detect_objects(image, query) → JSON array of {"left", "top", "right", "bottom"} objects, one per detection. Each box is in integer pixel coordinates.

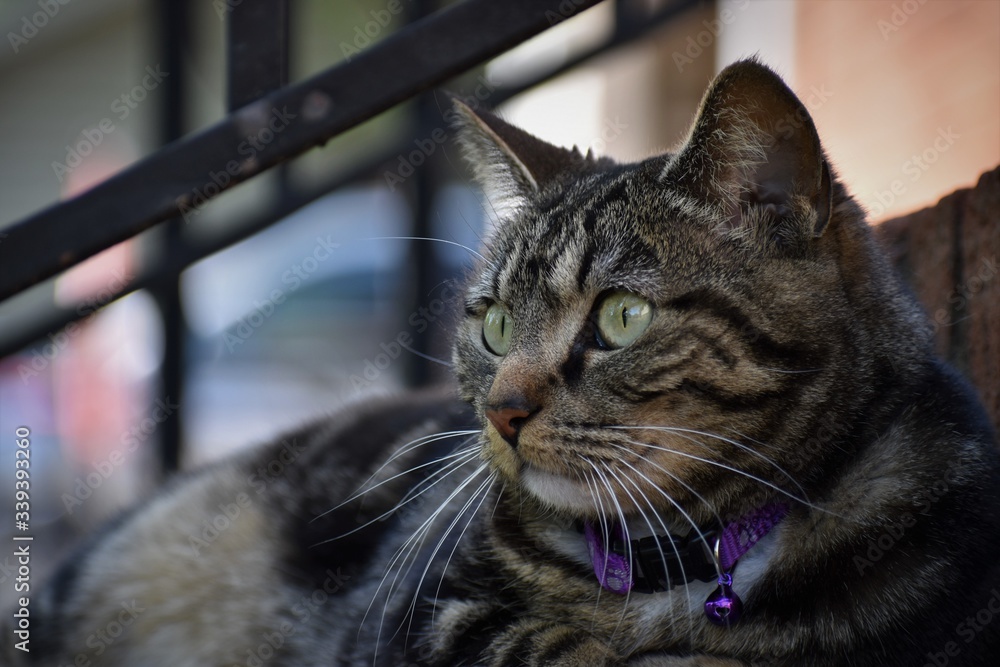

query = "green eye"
[
  {"left": 596, "top": 291, "right": 652, "bottom": 349},
  {"left": 482, "top": 303, "right": 513, "bottom": 355}
]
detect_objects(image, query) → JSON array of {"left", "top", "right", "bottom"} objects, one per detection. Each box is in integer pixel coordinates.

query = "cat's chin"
[
  {"left": 519, "top": 464, "right": 695, "bottom": 530},
  {"left": 521, "top": 465, "right": 604, "bottom": 516}
]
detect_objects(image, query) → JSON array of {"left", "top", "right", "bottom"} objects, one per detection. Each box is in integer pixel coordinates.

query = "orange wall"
[{"left": 796, "top": 0, "right": 1000, "bottom": 221}]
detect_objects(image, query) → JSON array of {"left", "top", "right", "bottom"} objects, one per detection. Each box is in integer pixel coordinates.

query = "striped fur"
[{"left": 17, "top": 59, "right": 1000, "bottom": 666}]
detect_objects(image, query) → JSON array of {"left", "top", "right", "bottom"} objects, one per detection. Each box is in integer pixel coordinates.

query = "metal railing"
[{"left": 0, "top": 0, "right": 702, "bottom": 474}]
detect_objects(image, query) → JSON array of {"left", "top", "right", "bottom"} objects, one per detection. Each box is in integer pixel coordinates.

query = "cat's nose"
[{"left": 485, "top": 401, "right": 539, "bottom": 448}]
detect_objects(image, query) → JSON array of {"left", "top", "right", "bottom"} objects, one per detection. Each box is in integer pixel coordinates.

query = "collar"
[{"left": 584, "top": 502, "right": 788, "bottom": 625}]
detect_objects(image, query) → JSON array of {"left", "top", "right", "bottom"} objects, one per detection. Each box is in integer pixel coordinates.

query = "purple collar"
[{"left": 584, "top": 502, "right": 788, "bottom": 626}]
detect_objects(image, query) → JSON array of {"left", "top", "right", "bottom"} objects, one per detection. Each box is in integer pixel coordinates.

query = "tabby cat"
[{"left": 16, "top": 59, "right": 1000, "bottom": 666}]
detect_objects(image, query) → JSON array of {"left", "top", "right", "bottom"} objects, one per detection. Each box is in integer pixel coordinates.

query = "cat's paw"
[{"left": 486, "top": 621, "right": 625, "bottom": 666}]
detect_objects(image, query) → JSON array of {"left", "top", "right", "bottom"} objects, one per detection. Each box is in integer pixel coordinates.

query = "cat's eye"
[
  {"left": 482, "top": 303, "right": 513, "bottom": 355},
  {"left": 595, "top": 291, "right": 652, "bottom": 349}
]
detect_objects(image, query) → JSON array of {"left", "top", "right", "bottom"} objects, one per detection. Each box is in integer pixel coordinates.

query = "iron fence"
[{"left": 0, "top": 0, "right": 703, "bottom": 474}]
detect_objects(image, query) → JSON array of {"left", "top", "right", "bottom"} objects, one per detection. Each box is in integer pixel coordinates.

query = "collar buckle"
[{"left": 611, "top": 529, "right": 719, "bottom": 593}]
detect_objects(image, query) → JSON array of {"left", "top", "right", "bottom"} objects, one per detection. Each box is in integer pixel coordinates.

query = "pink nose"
[{"left": 485, "top": 403, "right": 538, "bottom": 447}]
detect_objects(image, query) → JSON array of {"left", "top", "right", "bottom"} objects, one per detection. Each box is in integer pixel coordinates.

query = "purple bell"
[{"left": 704, "top": 573, "right": 743, "bottom": 626}]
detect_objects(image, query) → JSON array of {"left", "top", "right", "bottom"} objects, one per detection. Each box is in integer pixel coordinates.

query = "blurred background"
[{"left": 0, "top": 0, "right": 997, "bottom": 608}]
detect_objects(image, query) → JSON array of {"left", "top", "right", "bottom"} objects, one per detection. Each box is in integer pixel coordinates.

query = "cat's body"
[{"left": 15, "top": 60, "right": 1000, "bottom": 666}]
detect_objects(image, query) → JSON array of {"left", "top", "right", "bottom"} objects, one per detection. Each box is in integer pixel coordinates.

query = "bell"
[{"left": 704, "top": 573, "right": 743, "bottom": 626}]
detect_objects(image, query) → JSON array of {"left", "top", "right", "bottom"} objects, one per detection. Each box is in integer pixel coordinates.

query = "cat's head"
[{"left": 451, "top": 58, "right": 921, "bottom": 528}]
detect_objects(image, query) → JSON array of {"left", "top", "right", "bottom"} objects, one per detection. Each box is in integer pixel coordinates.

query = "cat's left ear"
[
  {"left": 450, "top": 98, "right": 608, "bottom": 218},
  {"left": 664, "top": 58, "right": 833, "bottom": 238}
]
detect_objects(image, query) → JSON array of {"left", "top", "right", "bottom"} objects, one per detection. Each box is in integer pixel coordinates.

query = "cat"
[{"left": 14, "top": 58, "right": 1000, "bottom": 667}]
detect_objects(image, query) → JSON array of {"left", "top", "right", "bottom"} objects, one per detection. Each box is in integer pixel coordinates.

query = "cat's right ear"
[{"left": 450, "top": 98, "right": 599, "bottom": 219}]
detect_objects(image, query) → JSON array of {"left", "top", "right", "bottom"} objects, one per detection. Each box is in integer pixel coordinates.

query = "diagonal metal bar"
[
  {"left": 0, "top": 0, "right": 702, "bottom": 359},
  {"left": 0, "top": 0, "right": 604, "bottom": 302}
]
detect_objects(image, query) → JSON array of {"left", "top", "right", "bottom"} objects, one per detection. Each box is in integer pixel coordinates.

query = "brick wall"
[{"left": 876, "top": 166, "right": 1000, "bottom": 433}]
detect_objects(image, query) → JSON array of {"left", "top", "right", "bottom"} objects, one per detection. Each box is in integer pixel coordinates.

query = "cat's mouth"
[{"left": 482, "top": 422, "right": 706, "bottom": 523}]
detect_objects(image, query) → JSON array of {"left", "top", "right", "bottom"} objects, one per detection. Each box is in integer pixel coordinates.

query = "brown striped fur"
[
  {"left": 429, "top": 58, "right": 1000, "bottom": 665},
  {"left": 17, "top": 59, "right": 1000, "bottom": 666}
]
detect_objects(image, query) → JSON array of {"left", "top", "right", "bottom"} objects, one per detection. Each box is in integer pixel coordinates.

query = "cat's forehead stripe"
[{"left": 473, "top": 169, "right": 655, "bottom": 311}]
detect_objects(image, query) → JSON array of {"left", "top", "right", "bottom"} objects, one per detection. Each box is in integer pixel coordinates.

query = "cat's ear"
[
  {"left": 450, "top": 98, "right": 605, "bottom": 218},
  {"left": 664, "top": 58, "right": 832, "bottom": 238}
]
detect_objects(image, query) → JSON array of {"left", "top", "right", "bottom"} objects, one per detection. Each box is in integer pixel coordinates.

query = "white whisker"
[
  {"left": 360, "top": 235, "right": 489, "bottom": 264},
  {"left": 395, "top": 446, "right": 482, "bottom": 506},
  {"left": 581, "top": 465, "right": 612, "bottom": 587},
  {"left": 424, "top": 472, "right": 496, "bottom": 631},
  {"left": 762, "top": 366, "right": 823, "bottom": 374},
  {"left": 378, "top": 430, "right": 479, "bottom": 469},
  {"left": 585, "top": 459, "right": 633, "bottom": 638},
  {"left": 489, "top": 480, "right": 507, "bottom": 522},
  {"left": 608, "top": 443, "right": 724, "bottom": 533},
  {"left": 615, "top": 434, "right": 843, "bottom": 519},
  {"left": 354, "top": 441, "right": 478, "bottom": 509},
  {"left": 398, "top": 341, "right": 453, "bottom": 368},
  {"left": 311, "top": 445, "right": 479, "bottom": 547},
  {"left": 453, "top": 207, "right": 487, "bottom": 247},
  {"left": 614, "top": 425, "right": 810, "bottom": 502},
  {"left": 719, "top": 426, "right": 783, "bottom": 452},
  {"left": 311, "top": 430, "right": 479, "bottom": 522},
  {"left": 366, "top": 461, "right": 491, "bottom": 661},
  {"left": 580, "top": 470, "right": 607, "bottom": 633},
  {"left": 604, "top": 462, "right": 698, "bottom": 642},
  {"left": 385, "top": 462, "right": 489, "bottom": 617}
]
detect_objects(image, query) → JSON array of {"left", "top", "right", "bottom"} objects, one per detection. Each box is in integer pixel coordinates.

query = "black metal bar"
[
  {"left": 0, "top": 155, "right": 390, "bottom": 359},
  {"left": 153, "top": 226, "right": 185, "bottom": 476},
  {"left": 227, "top": 0, "right": 289, "bottom": 110},
  {"left": 493, "top": 0, "right": 700, "bottom": 109},
  {"left": 406, "top": 0, "right": 441, "bottom": 386},
  {"left": 151, "top": 0, "right": 190, "bottom": 475},
  {"left": 405, "top": 92, "right": 443, "bottom": 386},
  {"left": 226, "top": 0, "right": 294, "bottom": 224},
  {"left": 0, "top": 0, "right": 605, "bottom": 303},
  {"left": 0, "top": 0, "right": 701, "bottom": 359}
]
